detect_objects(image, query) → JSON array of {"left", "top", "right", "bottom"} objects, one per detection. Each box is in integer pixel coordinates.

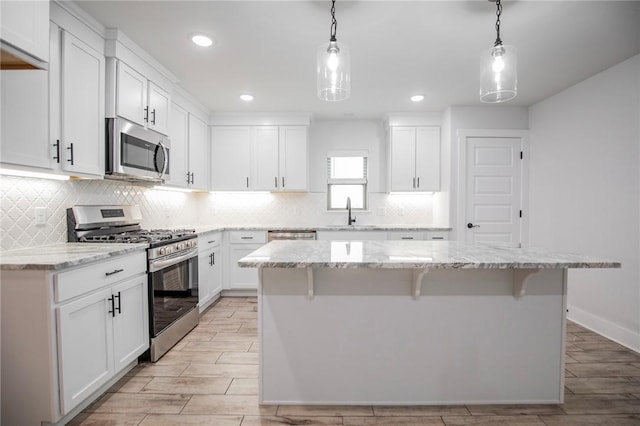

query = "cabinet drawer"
[
  {"left": 55, "top": 252, "right": 146, "bottom": 303},
  {"left": 229, "top": 231, "right": 267, "bottom": 244},
  {"left": 424, "top": 231, "right": 449, "bottom": 241},
  {"left": 198, "top": 231, "right": 223, "bottom": 249},
  {"left": 387, "top": 231, "right": 423, "bottom": 241}
]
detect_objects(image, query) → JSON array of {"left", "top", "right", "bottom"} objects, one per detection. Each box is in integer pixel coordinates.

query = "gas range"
[{"left": 67, "top": 205, "right": 197, "bottom": 251}]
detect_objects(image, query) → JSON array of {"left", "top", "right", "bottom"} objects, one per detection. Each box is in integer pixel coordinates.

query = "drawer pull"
[
  {"left": 401, "top": 237, "right": 414, "bottom": 240},
  {"left": 431, "top": 237, "right": 444, "bottom": 240},
  {"left": 208, "top": 240, "right": 216, "bottom": 244},
  {"left": 105, "top": 268, "right": 124, "bottom": 277},
  {"left": 241, "top": 236, "right": 253, "bottom": 240}
]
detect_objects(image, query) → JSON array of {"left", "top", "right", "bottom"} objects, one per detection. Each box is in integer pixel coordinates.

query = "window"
[{"left": 327, "top": 152, "right": 368, "bottom": 210}]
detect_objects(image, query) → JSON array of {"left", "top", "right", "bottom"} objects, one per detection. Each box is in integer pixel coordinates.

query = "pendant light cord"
[
  {"left": 494, "top": 0, "right": 503, "bottom": 47},
  {"left": 330, "top": 0, "right": 338, "bottom": 42}
]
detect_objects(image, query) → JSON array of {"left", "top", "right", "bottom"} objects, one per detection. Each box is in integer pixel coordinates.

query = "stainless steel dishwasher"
[{"left": 267, "top": 230, "right": 317, "bottom": 242}]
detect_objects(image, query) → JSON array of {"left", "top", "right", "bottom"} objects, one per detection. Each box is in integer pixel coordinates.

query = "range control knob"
[{"left": 159, "top": 247, "right": 166, "bottom": 255}]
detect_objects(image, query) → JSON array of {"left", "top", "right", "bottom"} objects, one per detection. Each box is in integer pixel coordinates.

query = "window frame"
[{"left": 326, "top": 151, "right": 368, "bottom": 211}]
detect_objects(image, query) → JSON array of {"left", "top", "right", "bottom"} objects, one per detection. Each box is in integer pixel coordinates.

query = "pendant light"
[
  {"left": 317, "top": 0, "right": 350, "bottom": 101},
  {"left": 480, "top": 0, "right": 517, "bottom": 103}
]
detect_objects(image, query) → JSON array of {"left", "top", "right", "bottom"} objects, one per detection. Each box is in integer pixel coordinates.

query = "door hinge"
[{"left": 520, "top": 151, "right": 523, "bottom": 160}]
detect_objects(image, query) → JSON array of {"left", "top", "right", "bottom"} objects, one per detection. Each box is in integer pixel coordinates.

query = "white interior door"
[{"left": 465, "top": 137, "right": 522, "bottom": 244}]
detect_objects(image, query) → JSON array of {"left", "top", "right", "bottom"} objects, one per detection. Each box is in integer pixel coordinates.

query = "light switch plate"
[{"left": 35, "top": 207, "right": 46, "bottom": 225}]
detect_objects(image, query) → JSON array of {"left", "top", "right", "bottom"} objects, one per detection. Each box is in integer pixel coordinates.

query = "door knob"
[{"left": 467, "top": 223, "right": 480, "bottom": 229}]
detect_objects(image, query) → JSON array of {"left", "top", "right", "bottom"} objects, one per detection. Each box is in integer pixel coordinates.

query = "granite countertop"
[
  {"left": 238, "top": 240, "right": 621, "bottom": 269},
  {"left": 0, "top": 243, "right": 149, "bottom": 271},
  {"left": 193, "top": 225, "right": 451, "bottom": 234}
]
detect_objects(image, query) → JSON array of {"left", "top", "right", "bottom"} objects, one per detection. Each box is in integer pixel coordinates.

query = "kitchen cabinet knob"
[{"left": 467, "top": 223, "right": 480, "bottom": 229}]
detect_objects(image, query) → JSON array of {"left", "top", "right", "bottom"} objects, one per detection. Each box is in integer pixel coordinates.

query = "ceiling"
[{"left": 75, "top": 0, "right": 640, "bottom": 119}]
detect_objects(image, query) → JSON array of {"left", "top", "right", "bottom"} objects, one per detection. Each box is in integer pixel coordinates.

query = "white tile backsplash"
[{"left": 1, "top": 175, "right": 437, "bottom": 251}]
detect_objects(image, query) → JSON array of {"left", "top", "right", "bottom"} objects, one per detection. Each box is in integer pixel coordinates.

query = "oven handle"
[{"left": 149, "top": 247, "right": 198, "bottom": 273}]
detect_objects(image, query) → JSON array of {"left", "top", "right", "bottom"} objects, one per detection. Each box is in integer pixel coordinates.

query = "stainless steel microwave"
[{"left": 105, "top": 117, "right": 170, "bottom": 184}]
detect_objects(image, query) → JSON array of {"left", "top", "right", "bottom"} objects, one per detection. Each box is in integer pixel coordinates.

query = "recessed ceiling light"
[
  {"left": 191, "top": 34, "right": 213, "bottom": 47},
  {"left": 240, "top": 94, "right": 254, "bottom": 102},
  {"left": 410, "top": 95, "right": 425, "bottom": 102}
]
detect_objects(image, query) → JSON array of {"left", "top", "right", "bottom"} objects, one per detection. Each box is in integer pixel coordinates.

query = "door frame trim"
[{"left": 456, "top": 129, "right": 530, "bottom": 245}]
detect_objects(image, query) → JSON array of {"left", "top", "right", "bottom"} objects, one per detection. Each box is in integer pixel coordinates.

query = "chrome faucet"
[{"left": 346, "top": 196, "right": 356, "bottom": 226}]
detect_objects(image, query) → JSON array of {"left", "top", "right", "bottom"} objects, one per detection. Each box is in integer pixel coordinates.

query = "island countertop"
[{"left": 238, "top": 240, "right": 621, "bottom": 269}]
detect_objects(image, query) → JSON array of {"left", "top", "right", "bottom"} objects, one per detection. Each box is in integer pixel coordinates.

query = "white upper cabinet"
[
  {"left": 211, "top": 126, "right": 252, "bottom": 191},
  {"left": 211, "top": 125, "right": 308, "bottom": 192},
  {"left": 0, "top": 0, "right": 49, "bottom": 68},
  {"left": 166, "top": 102, "right": 188, "bottom": 187},
  {"left": 187, "top": 114, "right": 209, "bottom": 190},
  {"left": 389, "top": 126, "right": 440, "bottom": 192},
  {"left": 279, "top": 126, "right": 308, "bottom": 191},
  {"left": 148, "top": 82, "right": 170, "bottom": 135},
  {"left": 0, "top": 67, "right": 51, "bottom": 169},
  {"left": 115, "top": 60, "right": 170, "bottom": 136},
  {"left": 59, "top": 30, "right": 105, "bottom": 176},
  {"left": 252, "top": 126, "right": 280, "bottom": 191}
]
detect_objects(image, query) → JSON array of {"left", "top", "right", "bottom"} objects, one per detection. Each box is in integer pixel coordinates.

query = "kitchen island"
[{"left": 238, "top": 240, "right": 620, "bottom": 406}]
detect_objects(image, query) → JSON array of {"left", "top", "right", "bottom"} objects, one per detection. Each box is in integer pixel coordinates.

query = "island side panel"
[{"left": 258, "top": 267, "right": 567, "bottom": 405}]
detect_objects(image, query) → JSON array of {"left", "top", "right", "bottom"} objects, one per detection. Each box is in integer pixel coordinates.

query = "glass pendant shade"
[
  {"left": 480, "top": 44, "right": 517, "bottom": 103},
  {"left": 317, "top": 40, "right": 351, "bottom": 101}
]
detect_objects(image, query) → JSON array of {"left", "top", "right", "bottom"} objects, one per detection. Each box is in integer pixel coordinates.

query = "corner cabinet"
[
  {"left": 211, "top": 125, "right": 308, "bottom": 192},
  {"left": 0, "top": 251, "right": 148, "bottom": 425},
  {"left": 389, "top": 126, "right": 440, "bottom": 192}
]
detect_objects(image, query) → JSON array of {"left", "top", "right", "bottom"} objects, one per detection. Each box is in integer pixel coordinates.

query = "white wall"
[
  {"left": 529, "top": 54, "right": 640, "bottom": 350},
  {"left": 445, "top": 106, "right": 530, "bottom": 240}
]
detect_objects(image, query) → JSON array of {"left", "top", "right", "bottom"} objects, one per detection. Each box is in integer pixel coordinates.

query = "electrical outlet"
[{"left": 35, "top": 207, "right": 47, "bottom": 225}]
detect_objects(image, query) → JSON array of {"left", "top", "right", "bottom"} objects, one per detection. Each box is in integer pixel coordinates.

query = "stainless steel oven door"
[{"left": 148, "top": 248, "right": 198, "bottom": 337}]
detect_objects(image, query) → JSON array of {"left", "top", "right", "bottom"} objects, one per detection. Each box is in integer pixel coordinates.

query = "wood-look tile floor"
[{"left": 70, "top": 297, "right": 640, "bottom": 425}]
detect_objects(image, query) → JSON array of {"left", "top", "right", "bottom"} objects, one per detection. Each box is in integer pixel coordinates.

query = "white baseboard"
[{"left": 568, "top": 304, "right": 640, "bottom": 352}]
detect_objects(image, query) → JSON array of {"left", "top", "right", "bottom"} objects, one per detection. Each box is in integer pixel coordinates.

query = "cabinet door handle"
[
  {"left": 246, "top": 177, "right": 249, "bottom": 188},
  {"left": 275, "top": 176, "right": 278, "bottom": 188},
  {"left": 105, "top": 268, "right": 124, "bottom": 276},
  {"left": 186, "top": 172, "right": 191, "bottom": 184},
  {"left": 417, "top": 177, "right": 420, "bottom": 188},
  {"left": 212, "top": 252, "right": 215, "bottom": 265},
  {"left": 151, "top": 109, "right": 156, "bottom": 125},
  {"left": 108, "top": 295, "right": 115, "bottom": 317},
  {"left": 209, "top": 252, "right": 213, "bottom": 266},
  {"left": 412, "top": 177, "right": 416, "bottom": 188},
  {"left": 114, "top": 291, "right": 122, "bottom": 314},
  {"left": 282, "top": 176, "right": 285, "bottom": 188},
  {"left": 67, "top": 143, "right": 74, "bottom": 166},
  {"left": 53, "top": 140, "right": 60, "bottom": 163},
  {"left": 144, "top": 106, "right": 149, "bottom": 122},
  {"left": 191, "top": 172, "right": 195, "bottom": 184}
]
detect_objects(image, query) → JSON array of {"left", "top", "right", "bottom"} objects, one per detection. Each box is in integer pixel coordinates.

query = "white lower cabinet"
[
  {"left": 317, "top": 231, "right": 388, "bottom": 241},
  {"left": 228, "top": 231, "right": 266, "bottom": 290},
  {"left": 0, "top": 251, "right": 148, "bottom": 425},
  {"left": 198, "top": 232, "right": 224, "bottom": 311}
]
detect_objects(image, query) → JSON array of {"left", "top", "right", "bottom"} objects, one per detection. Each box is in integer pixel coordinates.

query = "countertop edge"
[{"left": 237, "top": 261, "right": 622, "bottom": 269}]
